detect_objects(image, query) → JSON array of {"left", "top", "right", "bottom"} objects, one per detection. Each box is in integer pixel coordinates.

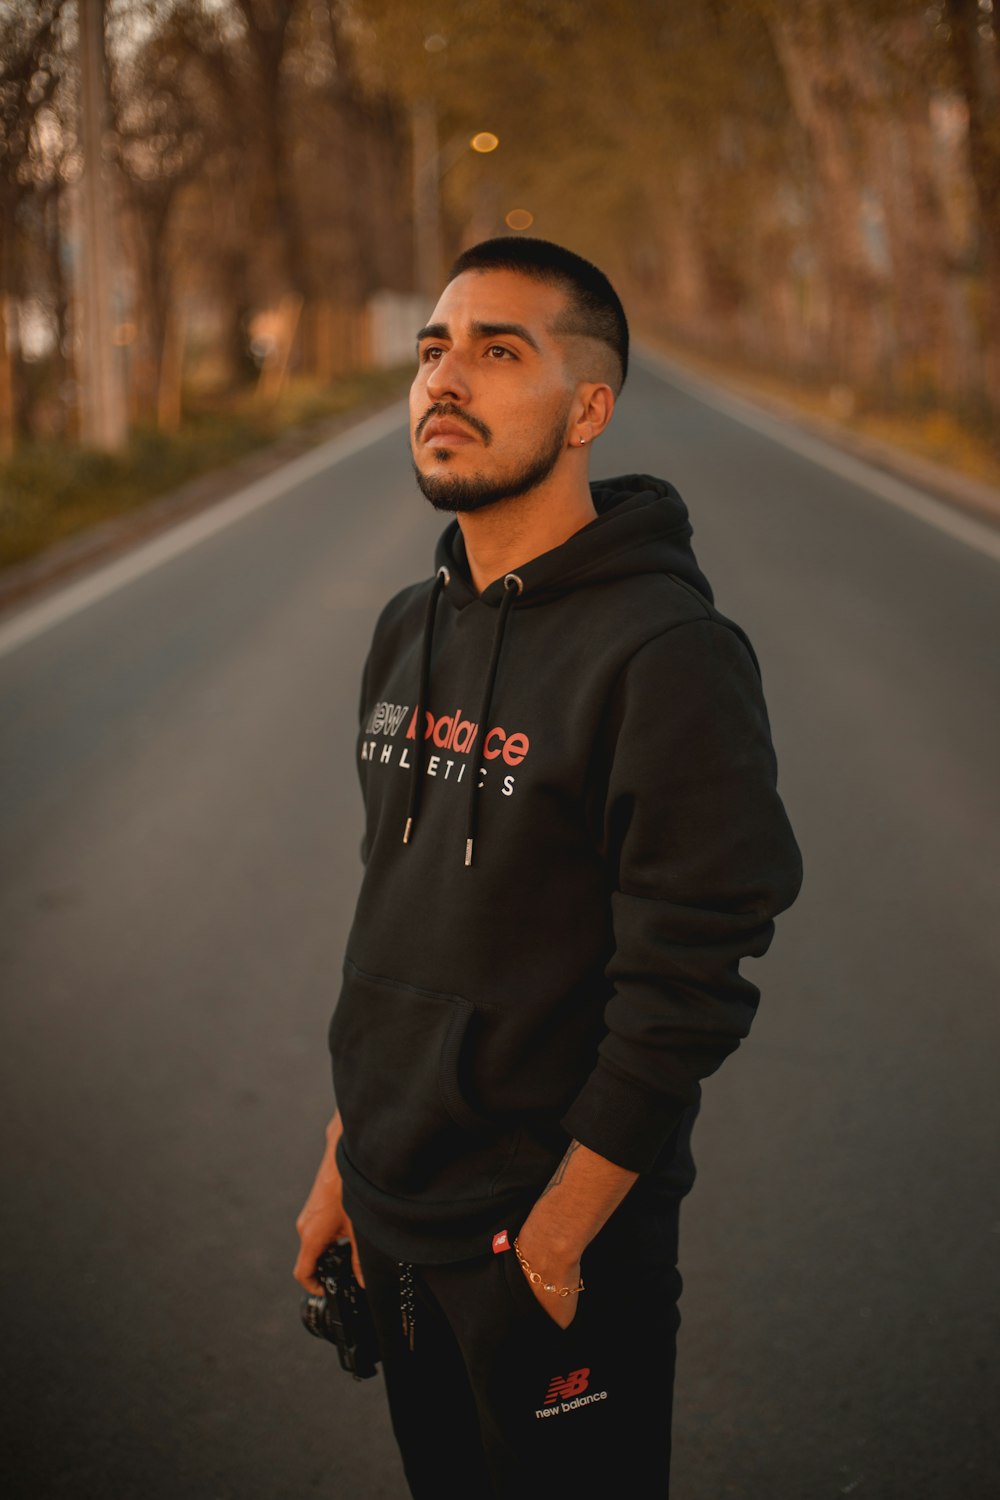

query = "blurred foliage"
[
  {"left": 1, "top": 0, "right": 999, "bottom": 540},
  {"left": 0, "top": 363, "right": 410, "bottom": 567}
]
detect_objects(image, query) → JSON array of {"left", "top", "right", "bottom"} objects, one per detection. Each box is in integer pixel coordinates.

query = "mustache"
[{"left": 416, "top": 403, "right": 492, "bottom": 446}]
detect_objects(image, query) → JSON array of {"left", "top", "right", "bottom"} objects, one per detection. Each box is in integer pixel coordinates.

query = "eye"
[
  {"left": 419, "top": 345, "right": 445, "bottom": 363},
  {"left": 485, "top": 345, "right": 515, "bottom": 360}
]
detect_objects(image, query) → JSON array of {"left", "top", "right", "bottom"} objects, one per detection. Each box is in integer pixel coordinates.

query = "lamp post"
[
  {"left": 411, "top": 36, "right": 501, "bottom": 301},
  {"left": 411, "top": 116, "right": 502, "bottom": 300}
]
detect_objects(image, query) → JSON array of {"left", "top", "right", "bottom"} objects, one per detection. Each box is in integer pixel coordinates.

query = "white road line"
[
  {"left": 0, "top": 399, "right": 409, "bottom": 661},
  {"left": 637, "top": 348, "right": 1000, "bottom": 567}
]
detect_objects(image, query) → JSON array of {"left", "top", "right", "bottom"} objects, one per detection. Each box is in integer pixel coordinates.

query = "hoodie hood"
[
  {"left": 414, "top": 476, "right": 713, "bottom": 866},
  {"left": 434, "top": 474, "right": 714, "bottom": 608}
]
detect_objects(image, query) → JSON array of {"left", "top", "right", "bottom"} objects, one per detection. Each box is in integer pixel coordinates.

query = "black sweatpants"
[{"left": 354, "top": 1199, "right": 682, "bottom": 1500}]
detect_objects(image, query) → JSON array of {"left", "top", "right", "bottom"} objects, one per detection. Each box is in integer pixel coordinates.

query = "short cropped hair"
[{"left": 448, "top": 236, "right": 629, "bottom": 392}]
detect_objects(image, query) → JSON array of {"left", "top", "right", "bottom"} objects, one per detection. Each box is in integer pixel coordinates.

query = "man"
[{"left": 295, "top": 236, "right": 802, "bottom": 1498}]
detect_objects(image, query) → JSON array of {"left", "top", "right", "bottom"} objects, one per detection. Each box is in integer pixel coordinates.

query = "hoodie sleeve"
[{"left": 559, "top": 618, "right": 803, "bottom": 1173}]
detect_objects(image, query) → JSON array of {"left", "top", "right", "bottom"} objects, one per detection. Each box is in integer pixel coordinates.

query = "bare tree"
[
  {"left": 0, "top": 0, "right": 67, "bottom": 451},
  {"left": 108, "top": 0, "right": 207, "bottom": 425}
]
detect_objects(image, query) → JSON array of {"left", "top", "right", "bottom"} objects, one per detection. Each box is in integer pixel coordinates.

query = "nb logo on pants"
[
  {"left": 535, "top": 1367, "right": 608, "bottom": 1419},
  {"left": 544, "top": 1368, "right": 590, "bottom": 1404}
]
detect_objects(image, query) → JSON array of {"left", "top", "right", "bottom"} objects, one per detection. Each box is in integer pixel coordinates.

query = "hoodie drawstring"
[
  {"left": 403, "top": 565, "right": 450, "bottom": 847},
  {"left": 465, "top": 572, "right": 522, "bottom": 867},
  {"left": 402, "top": 567, "right": 522, "bottom": 867}
]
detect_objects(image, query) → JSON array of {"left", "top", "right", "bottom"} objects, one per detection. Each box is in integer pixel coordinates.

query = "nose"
[{"left": 424, "top": 347, "right": 471, "bottom": 403}]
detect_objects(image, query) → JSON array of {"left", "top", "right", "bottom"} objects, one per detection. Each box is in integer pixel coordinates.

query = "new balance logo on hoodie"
[{"left": 359, "top": 699, "right": 531, "bottom": 797}]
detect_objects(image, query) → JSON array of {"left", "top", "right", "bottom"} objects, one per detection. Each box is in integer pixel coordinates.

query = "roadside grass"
[
  {"left": 850, "top": 406, "right": 1000, "bottom": 487},
  {"left": 0, "top": 365, "right": 412, "bottom": 572}
]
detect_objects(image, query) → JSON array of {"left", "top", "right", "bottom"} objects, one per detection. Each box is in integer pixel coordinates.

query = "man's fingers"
[{"left": 293, "top": 1244, "right": 324, "bottom": 1295}]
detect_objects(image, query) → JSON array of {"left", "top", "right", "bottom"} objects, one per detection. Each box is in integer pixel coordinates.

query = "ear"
[{"left": 568, "top": 383, "right": 615, "bottom": 448}]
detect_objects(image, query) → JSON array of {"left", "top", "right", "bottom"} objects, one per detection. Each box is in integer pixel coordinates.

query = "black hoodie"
[{"left": 330, "top": 475, "right": 802, "bottom": 1263}]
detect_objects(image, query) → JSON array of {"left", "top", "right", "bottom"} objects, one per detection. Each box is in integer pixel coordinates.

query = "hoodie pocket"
[{"left": 329, "top": 960, "right": 513, "bottom": 1198}]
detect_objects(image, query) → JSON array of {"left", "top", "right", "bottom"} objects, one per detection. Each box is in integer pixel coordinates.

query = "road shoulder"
[
  {"left": 637, "top": 343, "right": 1000, "bottom": 532},
  {"left": 0, "top": 387, "right": 410, "bottom": 621}
]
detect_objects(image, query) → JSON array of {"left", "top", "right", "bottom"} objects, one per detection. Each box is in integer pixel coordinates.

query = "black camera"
[{"left": 300, "top": 1240, "right": 380, "bottom": 1380}]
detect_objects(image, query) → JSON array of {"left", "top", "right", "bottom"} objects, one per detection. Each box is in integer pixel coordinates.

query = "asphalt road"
[{"left": 1, "top": 358, "right": 998, "bottom": 1499}]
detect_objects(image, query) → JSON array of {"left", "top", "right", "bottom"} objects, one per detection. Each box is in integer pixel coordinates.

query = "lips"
[{"left": 421, "top": 418, "right": 477, "bottom": 444}]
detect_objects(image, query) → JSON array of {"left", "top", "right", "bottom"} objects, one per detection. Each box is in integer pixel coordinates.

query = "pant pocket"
[{"left": 500, "top": 1236, "right": 583, "bottom": 1338}]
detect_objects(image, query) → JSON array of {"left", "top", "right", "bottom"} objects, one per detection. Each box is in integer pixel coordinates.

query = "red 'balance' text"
[{"left": 406, "top": 707, "right": 530, "bottom": 766}]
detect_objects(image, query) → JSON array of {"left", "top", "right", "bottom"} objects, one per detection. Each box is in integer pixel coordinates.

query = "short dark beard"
[{"left": 413, "top": 414, "right": 569, "bottom": 514}]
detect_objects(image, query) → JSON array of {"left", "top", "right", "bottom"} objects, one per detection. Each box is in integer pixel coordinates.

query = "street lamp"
[{"left": 411, "top": 105, "right": 502, "bottom": 297}]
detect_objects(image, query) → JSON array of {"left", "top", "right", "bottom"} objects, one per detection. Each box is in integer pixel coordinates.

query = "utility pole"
[{"left": 77, "top": 0, "right": 126, "bottom": 450}]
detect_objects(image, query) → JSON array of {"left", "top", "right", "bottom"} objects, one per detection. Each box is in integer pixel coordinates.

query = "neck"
[{"left": 457, "top": 469, "right": 597, "bottom": 594}]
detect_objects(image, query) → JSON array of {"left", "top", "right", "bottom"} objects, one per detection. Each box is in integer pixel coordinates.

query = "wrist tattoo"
[{"left": 537, "top": 1139, "right": 580, "bottom": 1200}]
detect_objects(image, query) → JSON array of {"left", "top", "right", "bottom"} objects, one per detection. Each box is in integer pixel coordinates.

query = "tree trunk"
[
  {"left": 841, "top": 11, "right": 957, "bottom": 405},
  {"left": 237, "top": 0, "right": 313, "bottom": 307},
  {"left": 767, "top": 2, "right": 885, "bottom": 391},
  {"left": 43, "top": 185, "right": 72, "bottom": 435},
  {"left": 945, "top": 0, "right": 1000, "bottom": 407},
  {"left": 120, "top": 181, "right": 174, "bottom": 425},
  {"left": 157, "top": 299, "right": 185, "bottom": 432},
  {"left": 0, "top": 293, "right": 14, "bottom": 459},
  {"left": 0, "top": 201, "right": 29, "bottom": 448}
]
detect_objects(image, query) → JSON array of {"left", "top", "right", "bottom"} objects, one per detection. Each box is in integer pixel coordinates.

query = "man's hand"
[
  {"left": 294, "top": 1110, "right": 364, "bottom": 1294},
  {"left": 515, "top": 1137, "right": 640, "bottom": 1329},
  {"left": 514, "top": 1219, "right": 582, "bottom": 1330}
]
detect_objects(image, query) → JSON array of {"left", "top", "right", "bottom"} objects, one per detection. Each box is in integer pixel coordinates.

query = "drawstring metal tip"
[
  {"left": 465, "top": 838, "right": 474, "bottom": 867},
  {"left": 403, "top": 817, "right": 413, "bottom": 845}
]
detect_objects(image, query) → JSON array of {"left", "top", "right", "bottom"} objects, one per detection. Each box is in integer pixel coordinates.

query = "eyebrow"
[{"left": 415, "top": 320, "right": 541, "bottom": 354}]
